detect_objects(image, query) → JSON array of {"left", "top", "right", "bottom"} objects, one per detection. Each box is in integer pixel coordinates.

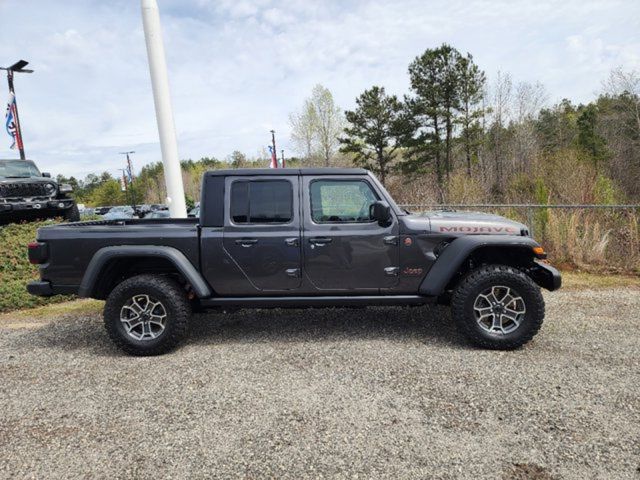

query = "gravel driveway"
[{"left": 0, "top": 288, "right": 638, "bottom": 479}]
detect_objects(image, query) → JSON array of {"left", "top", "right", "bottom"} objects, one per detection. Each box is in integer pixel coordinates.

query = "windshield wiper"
[{"left": 3, "top": 175, "right": 31, "bottom": 178}]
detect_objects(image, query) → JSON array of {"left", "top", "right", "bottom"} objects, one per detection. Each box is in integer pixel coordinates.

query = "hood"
[
  {"left": 403, "top": 210, "right": 528, "bottom": 236},
  {"left": 0, "top": 176, "right": 54, "bottom": 185}
]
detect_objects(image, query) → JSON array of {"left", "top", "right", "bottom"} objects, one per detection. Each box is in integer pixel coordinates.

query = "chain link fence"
[{"left": 398, "top": 204, "right": 640, "bottom": 272}]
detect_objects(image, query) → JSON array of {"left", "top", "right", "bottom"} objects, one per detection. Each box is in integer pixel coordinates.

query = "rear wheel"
[
  {"left": 104, "top": 274, "right": 191, "bottom": 356},
  {"left": 451, "top": 264, "right": 544, "bottom": 350}
]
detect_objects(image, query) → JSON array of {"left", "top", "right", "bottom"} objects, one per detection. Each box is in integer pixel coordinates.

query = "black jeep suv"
[{"left": 0, "top": 158, "right": 79, "bottom": 224}]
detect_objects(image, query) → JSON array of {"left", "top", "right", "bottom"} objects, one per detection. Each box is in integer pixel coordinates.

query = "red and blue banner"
[
  {"left": 268, "top": 145, "right": 278, "bottom": 169},
  {"left": 5, "top": 92, "right": 23, "bottom": 151}
]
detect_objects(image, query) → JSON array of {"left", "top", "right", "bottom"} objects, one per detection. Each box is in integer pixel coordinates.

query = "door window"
[
  {"left": 310, "top": 180, "right": 379, "bottom": 223},
  {"left": 230, "top": 180, "right": 293, "bottom": 224}
]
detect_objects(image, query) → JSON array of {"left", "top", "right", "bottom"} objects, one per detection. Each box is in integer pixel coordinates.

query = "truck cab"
[{"left": 200, "top": 168, "right": 404, "bottom": 295}]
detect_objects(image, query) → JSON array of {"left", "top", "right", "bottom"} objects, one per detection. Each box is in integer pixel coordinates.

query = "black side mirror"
[
  {"left": 42, "top": 172, "right": 51, "bottom": 178},
  {"left": 370, "top": 200, "right": 392, "bottom": 226}
]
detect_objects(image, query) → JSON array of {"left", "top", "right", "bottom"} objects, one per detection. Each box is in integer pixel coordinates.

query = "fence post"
[{"left": 526, "top": 207, "right": 534, "bottom": 238}]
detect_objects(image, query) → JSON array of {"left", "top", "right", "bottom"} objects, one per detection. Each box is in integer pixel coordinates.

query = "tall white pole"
[{"left": 141, "top": 0, "right": 187, "bottom": 218}]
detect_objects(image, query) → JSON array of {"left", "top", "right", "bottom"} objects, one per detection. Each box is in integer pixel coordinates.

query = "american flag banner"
[
  {"left": 5, "top": 92, "right": 23, "bottom": 151},
  {"left": 268, "top": 145, "right": 278, "bottom": 169}
]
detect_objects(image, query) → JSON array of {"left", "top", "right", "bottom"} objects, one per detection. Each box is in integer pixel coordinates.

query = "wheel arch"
[
  {"left": 78, "top": 246, "right": 212, "bottom": 300},
  {"left": 418, "top": 235, "right": 557, "bottom": 296}
]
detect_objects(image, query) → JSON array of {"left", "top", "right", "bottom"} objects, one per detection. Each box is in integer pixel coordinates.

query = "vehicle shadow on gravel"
[
  {"left": 186, "top": 305, "right": 466, "bottom": 349},
  {"left": 11, "top": 305, "right": 468, "bottom": 356}
]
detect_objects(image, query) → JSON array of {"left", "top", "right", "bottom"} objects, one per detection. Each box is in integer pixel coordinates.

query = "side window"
[
  {"left": 310, "top": 179, "right": 379, "bottom": 223},
  {"left": 230, "top": 180, "right": 293, "bottom": 224}
]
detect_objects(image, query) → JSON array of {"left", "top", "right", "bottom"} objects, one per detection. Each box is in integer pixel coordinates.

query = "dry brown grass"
[
  {"left": 544, "top": 210, "right": 640, "bottom": 273},
  {"left": 0, "top": 299, "right": 103, "bottom": 323},
  {"left": 561, "top": 271, "right": 640, "bottom": 289}
]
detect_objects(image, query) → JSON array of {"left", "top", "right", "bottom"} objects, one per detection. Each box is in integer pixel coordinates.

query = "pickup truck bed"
[{"left": 31, "top": 218, "right": 200, "bottom": 293}]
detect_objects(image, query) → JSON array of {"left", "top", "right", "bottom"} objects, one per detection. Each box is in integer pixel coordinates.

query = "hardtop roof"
[{"left": 204, "top": 168, "right": 369, "bottom": 177}]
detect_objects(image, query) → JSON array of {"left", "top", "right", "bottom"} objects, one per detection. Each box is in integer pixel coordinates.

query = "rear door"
[
  {"left": 301, "top": 175, "right": 400, "bottom": 292},
  {"left": 222, "top": 175, "right": 301, "bottom": 292}
]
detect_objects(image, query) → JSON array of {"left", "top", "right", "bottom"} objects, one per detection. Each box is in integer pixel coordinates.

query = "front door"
[
  {"left": 302, "top": 176, "right": 399, "bottom": 292},
  {"left": 222, "top": 176, "right": 301, "bottom": 293}
]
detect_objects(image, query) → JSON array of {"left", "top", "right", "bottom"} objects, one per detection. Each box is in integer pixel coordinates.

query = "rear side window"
[{"left": 230, "top": 180, "right": 293, "bottom": 224}]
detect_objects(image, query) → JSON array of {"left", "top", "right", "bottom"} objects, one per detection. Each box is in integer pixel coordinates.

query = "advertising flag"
[
  {"left": 268, "top": 146, "right": 278, "bottom": 169},
  {"left": 5, "top": 92, "right": 22, "bottom": 151}
]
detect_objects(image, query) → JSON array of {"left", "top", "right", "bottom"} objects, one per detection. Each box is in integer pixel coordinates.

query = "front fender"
[
  {"left": 418, "top": 235, "right": 546, "bottom": 296},
  {"left": 78, "top": 245, "right": 212, "bottom": 298}
]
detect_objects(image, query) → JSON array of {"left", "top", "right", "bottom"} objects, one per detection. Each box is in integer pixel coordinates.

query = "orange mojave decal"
[{"left": 438, "top": 226, "right": 519, "bottom": 234}]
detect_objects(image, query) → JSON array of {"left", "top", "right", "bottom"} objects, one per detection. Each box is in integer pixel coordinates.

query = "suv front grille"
[{"left": 0, "top": 183, "right": 51, "bottom": 198}]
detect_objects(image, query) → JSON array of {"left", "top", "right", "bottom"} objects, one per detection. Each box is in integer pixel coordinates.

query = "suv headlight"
[
  {"left": 44, "top": 183, "right": 56, "bottom": 195},
  {"left": 59, "top": 183, "right": 73, "bottom": 193}
]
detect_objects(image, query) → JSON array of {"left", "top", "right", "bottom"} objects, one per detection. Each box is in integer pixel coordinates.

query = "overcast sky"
[{"left": 0, "top": 0, "right": 638, "bottom": 178}]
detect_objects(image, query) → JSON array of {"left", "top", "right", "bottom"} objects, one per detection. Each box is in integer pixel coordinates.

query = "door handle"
[
  {"left": 235, "top": 238, "right": 258, "bottom": 247},
  {"left": 285, "top": 237, "right": 299, "bottom": 247},
  {"left": 309, "top": 237, "right": 332, "bottom": 245},
  {"left": 285, "top": 268, "right": 301, "bottom": 278}
]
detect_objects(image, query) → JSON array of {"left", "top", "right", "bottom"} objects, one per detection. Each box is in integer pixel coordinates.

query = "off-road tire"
[
  {"left": 64, "top": 203, "right": 80, "bottom": 222},
  {"left": 451, "top": 264, "right": 545, "bottom": 350},
  {"left": 104, "top": 274, "right": 191, "bottom": 356}
]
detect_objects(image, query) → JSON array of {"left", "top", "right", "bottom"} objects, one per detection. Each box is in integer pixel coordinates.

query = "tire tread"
[
  {"left": 104, "top": 274, "right": 191, "bottom": 356},
  {"left": 451, "top": 264, "right": 545, "bottom": 350}
]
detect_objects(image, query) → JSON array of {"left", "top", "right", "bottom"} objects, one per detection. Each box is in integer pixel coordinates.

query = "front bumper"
[
  {"left": 0, "top": 198, "right": 74, "bottom": 213},
  {"left": 530, "top": 261, "right": 562, "bottom": 291}
]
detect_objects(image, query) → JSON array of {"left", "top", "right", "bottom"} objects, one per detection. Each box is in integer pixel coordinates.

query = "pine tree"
[
  {"left": 456, "top": 54, "right": 486, "bottom": 176},
  {"left": 340, "top": 86, "right": 408, "bottom": 185},
  {"left": 403, "top": 44, "right": 466, "bottom": 201}
]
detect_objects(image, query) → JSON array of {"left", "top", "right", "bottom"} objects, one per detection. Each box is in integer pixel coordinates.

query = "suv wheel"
[
  {"left": 451, "top": 264, "right": 544, "bottom": 350},
  {"left": 104, "top": 274, "right": 191, "bottom": 356},
  {"left": 64, "top": 204, "right": 80, "bottom": 222}
]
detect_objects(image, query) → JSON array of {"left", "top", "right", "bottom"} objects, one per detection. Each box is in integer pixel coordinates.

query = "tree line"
[
  {"left": 290, "top": 44, "right": 639, "bottom": 206},
  {"left": 61, "top": 44, "right": 639, "bottom": 208}
]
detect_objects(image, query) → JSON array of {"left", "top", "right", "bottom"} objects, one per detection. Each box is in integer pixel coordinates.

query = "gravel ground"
[{"left": 0, "top": 288, "right": 639, "bottom": 479}]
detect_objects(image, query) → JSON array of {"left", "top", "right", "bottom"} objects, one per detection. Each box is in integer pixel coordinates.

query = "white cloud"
[{"left": 0, "top": 0, "right": 638, "bottom": 178}]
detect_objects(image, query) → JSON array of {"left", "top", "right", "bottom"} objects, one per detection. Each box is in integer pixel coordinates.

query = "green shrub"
[{"left": 0, "top": 220, "right": 73, "bottom": 313}]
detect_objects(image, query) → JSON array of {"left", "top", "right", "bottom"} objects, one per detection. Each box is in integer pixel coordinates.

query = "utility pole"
[
  {"left": 270, "top": 129, "right": 278, "bottom": 168},
  {"left": 141, "top": 0, "right": 187, "bottom": 218},
  {"left": 281, "top": 149, "right": 285, "bottom": 168},
  {"left": 1, "top": 60, "right": 33, "bottom": 160}
]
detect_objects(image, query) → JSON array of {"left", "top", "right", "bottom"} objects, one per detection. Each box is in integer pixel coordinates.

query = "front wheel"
[
  {"left": 64, "top": 203, "right": 80, "bottom": 222},
  {"left": 451, "top": 264, "right": 545, "bottom": 350},
  {"left": 104, "top": 274, "right": 191, "bottom": 356}
]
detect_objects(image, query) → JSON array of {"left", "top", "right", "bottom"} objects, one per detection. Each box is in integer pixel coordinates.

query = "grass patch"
[
  {"left": 0, "top": 220, "right": 73, "bottom": 313},
  {"left": 0, "top": 299, "right": 103, "bottom": 322},
  {"left": 561, "top": 271, "right": 640, "bottom": 289}
]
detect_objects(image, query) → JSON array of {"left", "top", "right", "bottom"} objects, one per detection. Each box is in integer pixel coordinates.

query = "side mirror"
[
  {"left": 42, "top": 172, "right": 51, "bottom": 178},
  {"left": 370, "top": 200, "right": 392, "bottom": 226}
]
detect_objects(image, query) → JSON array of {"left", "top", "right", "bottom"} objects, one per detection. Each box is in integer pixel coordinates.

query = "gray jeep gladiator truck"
[
  {"left": 1, "top": 158, "right": 80, "bottom": 224},
  {"left": 27, "top": 168, "right": 561, "bottom": 355}
]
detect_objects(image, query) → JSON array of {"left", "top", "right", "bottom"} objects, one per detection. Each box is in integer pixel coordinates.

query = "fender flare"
[
  {"left": 418, "top": 235, "right": 542, "bottom": 296},
  {"left": 78, "top": 245, "right": 212, "bottom": 298}
]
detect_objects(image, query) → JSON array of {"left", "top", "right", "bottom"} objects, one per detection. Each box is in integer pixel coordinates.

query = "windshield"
[{"left": 0, "top": 160, "right": 41, "bottom": 178}]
